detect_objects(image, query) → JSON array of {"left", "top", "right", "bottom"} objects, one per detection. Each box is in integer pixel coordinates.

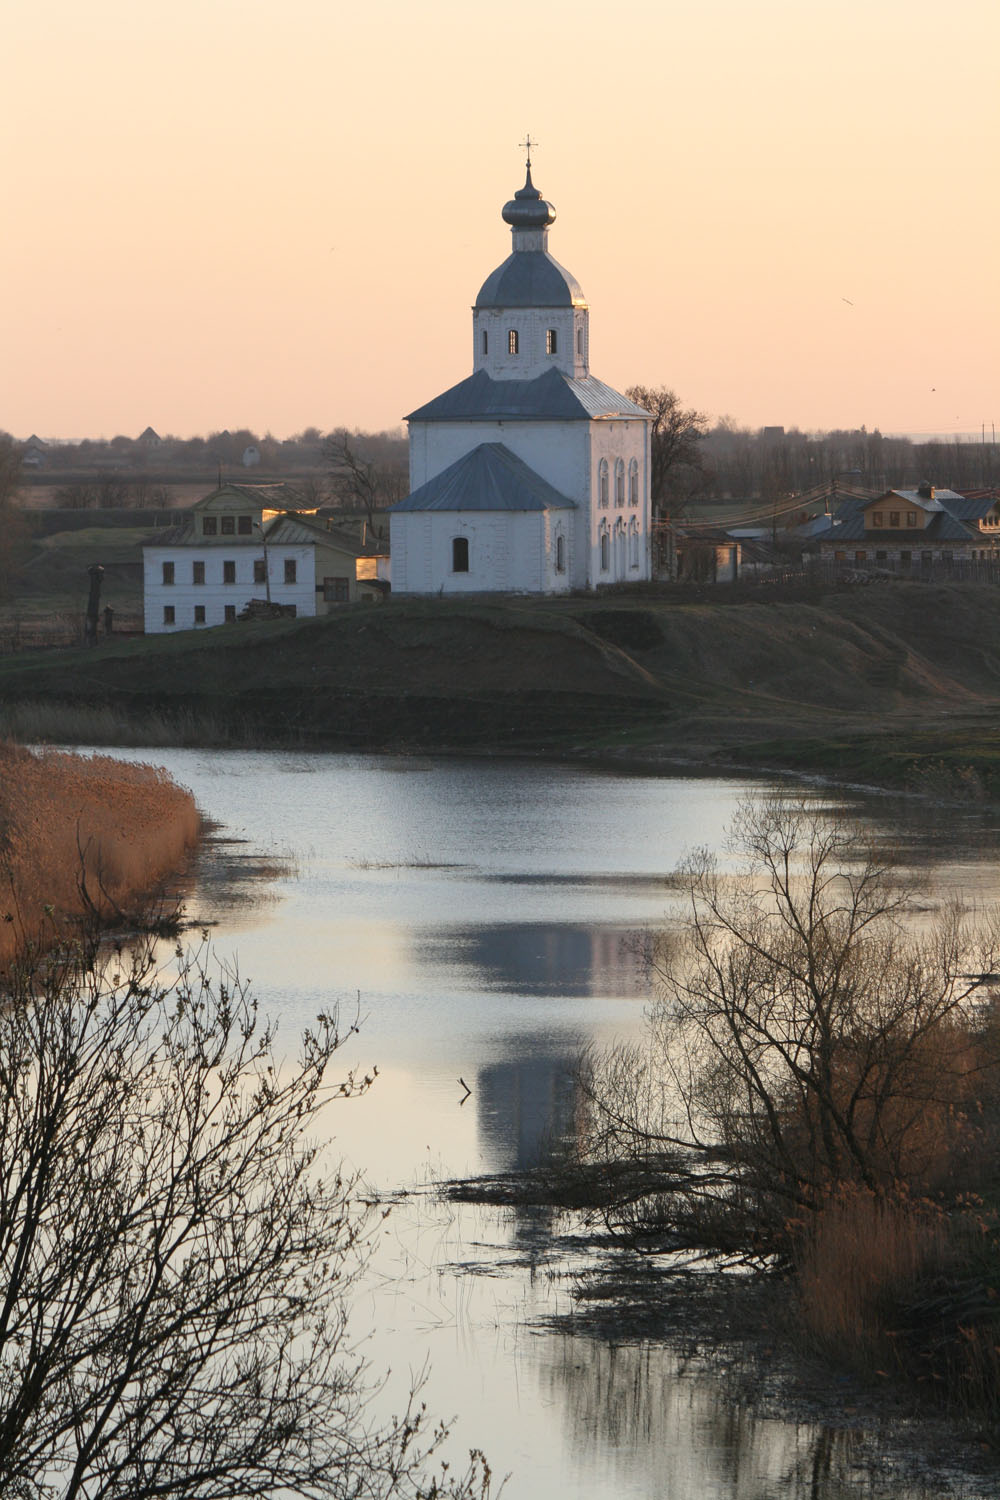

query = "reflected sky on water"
[{"left": 83, "top": 748, "right": 1000, "bottom": 1499}]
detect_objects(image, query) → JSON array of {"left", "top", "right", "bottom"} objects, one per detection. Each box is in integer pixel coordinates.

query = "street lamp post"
[{"left": 253, "top": 521, "right": 272, "bottom": 606}]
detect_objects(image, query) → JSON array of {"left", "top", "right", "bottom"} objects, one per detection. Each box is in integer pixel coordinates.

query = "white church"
[{"left": 389, "top": 155, "right": 652, "bottom": 594}]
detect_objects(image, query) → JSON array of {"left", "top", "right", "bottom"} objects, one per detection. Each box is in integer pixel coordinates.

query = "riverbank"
[
  {"left": 0, "top": 742, "right": 201, "bottom": 964},
  {"left": 2, "top": 582, "right": 1000, "bottom": 795}
]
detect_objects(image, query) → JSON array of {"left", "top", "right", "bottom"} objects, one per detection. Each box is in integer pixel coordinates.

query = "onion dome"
[{"left": 501, "top": 165, "right": 556, "bottom": 230}]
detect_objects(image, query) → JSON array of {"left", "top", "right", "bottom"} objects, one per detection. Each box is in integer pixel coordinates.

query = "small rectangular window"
[
  {"left": 482, "top": 330, "right": 488, "bottom": 355},
  {"left": 223, "top": 560, "right": 236, "bottom": 584},
  {"left": 889, "top": 511, "right": 900, "bottom": 527},
  {"left": 546, "top": 328, "right": 557, "bottom": 355},
  {"left": 221, "top": 516, "right": 235, "bottom": 535},
  {"left": 855, "top": 551, "right": 867, "bottom": 562},
  {"left": 238, "top": 516, "right": 252, "bottom": 535},
  {"left": 202, "top": 517, "right": 217, "bottom": 536},
  {"left": 577, "top": 327, "right": 583, "bottom": 356},
  {"left": 875, "top": 551, "right": 887, "bottom": 562},
  {"left": 323, "top": 576, "right": 350, "bottom": 602},
  {"left": 254, "top": 559, "right": 266, "bottom": 584},
  {"left": 872, "top": 512, "right": 883, "bottom": 528},
  {"left": 900, "top": 551, "right": 912, "bottom": 563},
  {"left": 194, "top": 605, "right": 206, "bottom": 624},
  {"left": 906, "top": 511, "right": 917, "bottom": 527},
  {"left": 192, "top": 560, "right": 205, "bottom": 585},
  {"left": 508, "top": 329, "right": 518, "bottom": 355},
  {"left": 162, "top": 561, "right": 174, "bottom": 585},
  {"left": 163, "top": 605, "right": 175, "bottom": 625},
  {"left": 224, "top": 605, "right": 236, "bottom": 622},
  {"left": 452, "top": 536, "right": 469, "bottom": 573},
  {"left": 284, "top": 559, "right": 297, "bottom": 584}
]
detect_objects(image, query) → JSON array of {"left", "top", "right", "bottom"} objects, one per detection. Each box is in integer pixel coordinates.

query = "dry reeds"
[
  {"left": 0, "top": 740, "right": 201, "bottom": 965},
  {"left": 793, "top": 1186, "right": 1000, "bottom": 1416}
]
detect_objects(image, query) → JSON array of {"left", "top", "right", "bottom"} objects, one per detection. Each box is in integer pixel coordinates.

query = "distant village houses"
[{"left": 142, "top": 484, "right": 387, "bottom": 634}]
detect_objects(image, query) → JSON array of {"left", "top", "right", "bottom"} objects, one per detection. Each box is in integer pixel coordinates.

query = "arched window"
[
  {"left": 614, "top": 518, "right": 626, "bottom": 574},
  {"left": 576, "top": 327, "right": 583, "bottom": 356},
  {"left": 452, "top": 536, "right": 469, "bottom": 573},
  {"left": 555, "top": 532, "right": 565, "bottom": 573},
  {"left": 615, "top": 459, "right": 625, "bottom": 507},
  {"left": 508, "top": 329, "right": 519, "bottom": 355},
  {"left": 546, "top": 328, "right": 557, "bottom": 355},
  {"left": 599, "top": 523, "right": 609, "bottom": 572},
  {"left": 482, "top": 329, "right": 488, "bottom": 356},
  {"left": 629, "top": 459, "right": 639, "bottom": 506},
  {"left": 598, "top": 459, "right": 609, "bottom": 508},
  {"left": 628, "top": 517, "right": 640, "bottom": 569}
]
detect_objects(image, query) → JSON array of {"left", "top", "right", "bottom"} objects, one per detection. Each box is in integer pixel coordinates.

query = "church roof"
[
  {"left": 405, "top": 367, "right": 651, "bottom": 423},
  {"left": 475, "top": 250, "right": 585, "bottom": 309},
  {"left": 390, "top": 443, "right": 577, "bottom": 513}
]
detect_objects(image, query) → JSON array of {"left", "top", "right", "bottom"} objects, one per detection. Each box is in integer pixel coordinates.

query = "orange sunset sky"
[{"left": 3, "top": 0, "right": 997, "bottom": 443}]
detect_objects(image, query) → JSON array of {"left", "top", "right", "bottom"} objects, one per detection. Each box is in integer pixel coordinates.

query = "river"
[{"left": 88, "top": 748, "right": 1000, "bottom": 1499}]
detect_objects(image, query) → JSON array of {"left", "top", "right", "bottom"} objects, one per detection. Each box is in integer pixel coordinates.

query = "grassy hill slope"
[{"left": 3, "top": 584, "right": 1000, "bottom": 788}]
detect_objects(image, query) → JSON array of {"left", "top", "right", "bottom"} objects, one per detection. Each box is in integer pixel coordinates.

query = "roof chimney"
[{"left": 917, "top": 480, "right": 934, "bottom": 499}]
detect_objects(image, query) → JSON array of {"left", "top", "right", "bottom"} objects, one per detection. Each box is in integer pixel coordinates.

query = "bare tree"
[
  {"left": 324, "top": 430, "right": 408, "bottom": 534},
  {"left": 0, "top": 932, "right": 493, "bottom": 1500},
  {"left": 625, "top": 386, "right": 709, "bottom": 519},
  {"left": 580, "top": 799, "right": 1000, "bottom": 1256}
]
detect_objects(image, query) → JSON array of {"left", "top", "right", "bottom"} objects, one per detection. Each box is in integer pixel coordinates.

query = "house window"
[
  {"left": 508, "top": 329, "right": 518, "bottom": 355},
  {"left": 254, "top": 558, "right": 266, "bottom": 584},
  {"left": 202, "top": 517, "right": 217, "bottom": 536},
  {"left": 875, "top": 551, "right": 887, "bottom": 562},
  {"left": 284, "top": 559, "right": 297, "bottom": 584},
  {"left": 855, "top": 551, "right": 867, "bottom": 562},
  {"left": 238, "top": 516, "right": 252, "bottom": 535},
  {"left": 872, "top": 512, "right": 883, "bottom": 528},
  {"left": 223, "top": 560, "right": 236, "bottom": 584},
  {"left": 163, "top": 605, "right": 175, "bottom": 625},
  {"left": 907, "top": 511, "right": 917, "bottom": 527},
  {"left": 161, "top": 561, "right": 174, "bottom": 585},
  {"left": 615, "top": 459, "right": 625, "bottom": 507},
  {"left": 629, "top": 460, "right": 639, "bottom": 506},
  {"left": 546, "top": 328, "right": 557, "bottom": 355},
  {"left": 224, "top": 605, "right": 236, "bottom": 622},
  {"left": 323, "top": 577, "right": 350, "bottom": 602},
  {"left": 889, "top": 511, "right": 900, "bottom": 527},
  {"left": 921, "top": 551, "right": 932, "bottom": 566},
  {"left": 221, "top": 516, "right": 235, "bottom": 535},
  {"left": 194, "top": 605, "right": 206, "bottom": 624},
  {"left": 900, "top": 551, "right": 912, "bottom": 565},
  {"left": 834, "top": 550, "right": 846, "bottom": 560},
  {"left": 555, "top": 534, "right": 565, "bottom": 573},
  {"left": 452, "top": 536, "right": 469, "bottom": 573},
  {"left": 192, "top": 560, "right": 205, "bottom": 585},
  {"left": 599, "top": 459, "right": 609, "bottom": 508},
  {"left": 942, "top": 551, "right": 953, "bottom": 562}
]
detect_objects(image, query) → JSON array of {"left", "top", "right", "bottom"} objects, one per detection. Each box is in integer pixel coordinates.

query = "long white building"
[{"left": 390, "top": 158, "right": 652, "bottom": 594}]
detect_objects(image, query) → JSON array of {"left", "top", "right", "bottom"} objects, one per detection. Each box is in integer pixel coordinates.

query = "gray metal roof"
[
  {"left": 828, "top": 509, "right": 977, "bottom": 544},
  {"left": 475, "top": 250, "right": 585, "bottom": 309},
  {"left": 390, "top": 443, "right": 576, "bottom": 514},
  {"left": 405, "top": 367, "right": 651, "bottom": 424}
]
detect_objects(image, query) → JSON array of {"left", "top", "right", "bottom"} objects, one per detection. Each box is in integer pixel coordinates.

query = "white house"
[
  {"left": 142, "top": 485, "right": 384, "bottom": 633},
  {"left": 389, "top": 157, "right": 652, "bottom": 594}
]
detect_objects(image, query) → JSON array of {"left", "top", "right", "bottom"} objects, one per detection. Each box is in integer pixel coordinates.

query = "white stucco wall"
[
  {"left": 472, "top": 306, "right": 589, "bottom": 381},
  {"left": 587, "top": 419, "right": 651, "bottom": 585},
  {"left": 143, "top": 544, "right": 316, "bottom": 632},
  {"left": 389, "top": 510, "right": 574, "bottom": 596}
]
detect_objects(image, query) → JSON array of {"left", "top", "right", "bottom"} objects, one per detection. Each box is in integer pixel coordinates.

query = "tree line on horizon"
[{"left": 4, "top": 401, "right": 998, "bottom": 518}]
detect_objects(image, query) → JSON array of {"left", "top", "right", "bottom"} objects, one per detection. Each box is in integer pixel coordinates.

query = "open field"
[{"left": 3, "top": 581, "right": 1000, "bottom": 791}]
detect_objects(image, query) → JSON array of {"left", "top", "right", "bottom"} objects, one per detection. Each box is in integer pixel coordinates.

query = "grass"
[{"left": 0, "top": 740, "right": 201, "bottom": 965}]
